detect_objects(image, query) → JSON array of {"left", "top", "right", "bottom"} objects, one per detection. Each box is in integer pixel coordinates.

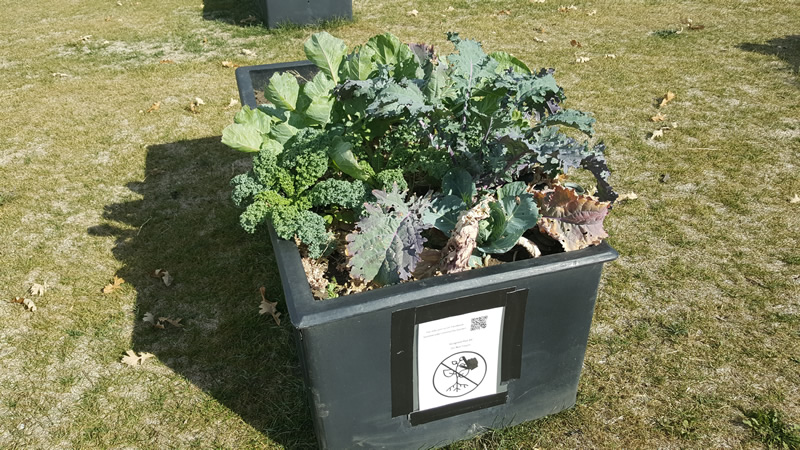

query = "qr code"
[{"left": 471, "top": 315, "right": 488, "bottom": 331}]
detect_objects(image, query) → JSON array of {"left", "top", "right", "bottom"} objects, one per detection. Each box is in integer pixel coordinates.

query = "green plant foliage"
[
  {"left": 222, "top": 30, "right": 616, "bottom": 287},
  {"left": 742, "top": 408, "right": 800, "bottom": 449},
  {"left": 346, "top": 186, "right": 432, "bottom": 285}
]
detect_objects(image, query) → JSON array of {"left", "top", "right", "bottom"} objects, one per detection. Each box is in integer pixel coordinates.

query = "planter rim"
[{"left": 270, "top": 224, "right": 618, "bottom": 328}]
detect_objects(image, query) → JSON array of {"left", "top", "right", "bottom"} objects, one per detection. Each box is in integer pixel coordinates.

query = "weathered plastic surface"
[
  {"left": 255, "top": 0, "right": 352, "bottom": 28},
  {"left": 235, "top": 62, "right": 619, "bottom": 449}
]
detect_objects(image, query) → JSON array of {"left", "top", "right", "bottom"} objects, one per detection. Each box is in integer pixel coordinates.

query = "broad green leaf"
[
  {"left": 478, "top": 182, "right": 539, "bottom": 254},
  {"left": 222, "top": 123, "right": 262, "bottom": 153},
  {"left": 328, "top": 137, "right": 370, "bottom": 181},
  {"left": 442, "top": 168, "right": 477, "bottom": 204},
  {"left": 366, "top": 81, "right": 432, "bottom": 119},
  {"left": 423, "top": 63, "right": 449, "bottom": 103},
  {"left": 423, "top": 195, "right": 466, "bottom": 234},
  {"left": 541, "top": 109, "right": 596, "bottom": 135},
  {"left": 346, "top": 187, "right": 432, "bottom": 285},
  {"left": 265, "top": 72, "right": 299, "bottom": 112},
  {"left": 365, "top": 33, "right": 419, "bottom": 79},
  {"left": 340, "top": 45, "right": 377, "bottom": 81},
  {"left": 486, "top": 201, "right": 507, "bottom": 243},
  {"left": 299, "top": 72, "right": 336, "bottom": 125},
  {"left": 270, "top": 121, "right": 299, "bottom": 144},
  {"left": 261, "top": 138, "right": 283, "bottom": 156},
  {"left": 490, "top": 51, "right": 532, "bottom": 74},
  {"left": 234, "top": 105, "right": 271, "bottom": 133},
  {"left": 304, "top": 31, "right": 347, "bottom": 84},
  {"left": 447, "top": 33, "right": 498, "bottom": 91}
]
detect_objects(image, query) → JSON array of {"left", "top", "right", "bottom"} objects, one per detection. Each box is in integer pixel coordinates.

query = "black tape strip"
[
  {"left": 390, "top": 308, "right": 417, "bottom": 417},
  {"left": 501, "top": 289, "right": 528, "bottom": 381},
  {"left": 409, "top": 392, "right": 508, "bottom": 426},
  {"left": 414, "top": 288, "right": 512, "bottom": 324}
]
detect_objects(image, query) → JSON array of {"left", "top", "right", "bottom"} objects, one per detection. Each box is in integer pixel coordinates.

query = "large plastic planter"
[
  {"left": 235, "top": 62, "right": 619, "bottom": 449},
  {"left": 255, "top": 0, "right": 352, "bottom": 28}
]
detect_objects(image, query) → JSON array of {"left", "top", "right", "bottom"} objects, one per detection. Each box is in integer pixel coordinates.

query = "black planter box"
[
  {"left": 234, "top": 62, "right": 619, "bottom": 449},
  {"left": 255, "top": 0, "right": 352, "bottom": 29}
]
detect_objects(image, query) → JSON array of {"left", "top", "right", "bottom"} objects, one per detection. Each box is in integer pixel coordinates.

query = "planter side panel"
[
  {"left": 298, "top": 262, "right": 606, "bottom": 449},
  {"left": 257, "top": 0, "right": 353, "bottom": 28}
]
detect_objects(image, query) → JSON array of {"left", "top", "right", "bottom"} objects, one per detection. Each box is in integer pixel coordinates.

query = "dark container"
[
  {"left": 234, "top": 62, "right": 619, "bottom": 449},
  {"left": 255, "top": 0, "right": 352, "bottom": 29}
]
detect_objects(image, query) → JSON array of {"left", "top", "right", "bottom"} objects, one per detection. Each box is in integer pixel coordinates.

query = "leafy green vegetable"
[
  {"left": 304, "top": 31, "right": 347, "bottom": 84},
  {"left": 346, "top": 187, "right": 432, "bottom": 285}
]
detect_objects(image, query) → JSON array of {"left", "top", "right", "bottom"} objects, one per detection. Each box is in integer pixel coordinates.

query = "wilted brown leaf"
[
  {"left": 570, "top": 39, "right": 582, "bottom": 47},
  {"left": 221, "top": 61, "right": 239, "bottom": 68},
  {"left": 159, "top": 59, "right": 174, "bottom": 64},
  {"left": 497, "top": 9, "right": 511, "bottom": 15},
  {"left": 649, "top": 129, "right": 665, "bottom": 140},
  {"left": 121, "top": 350, "right": 155, "bottom": 366},
  {"left": 11, "top": 297, "right": 37, "bottom": 312},
  {"left": 146, "top": 101, "right": 160, "bottom": 113},
  {"left": 239, "top": 15, "right": 259, "bottom": 24},
  {"left": 535, "top": 185, "right": 610, "bottom": 252},
  {"left": 659, "top": 91, "right": 676, "bottom": 107},
  {"left": 558, "top": 5, "right": 577, "bottom": 12},
  {"left": 102, "top": 276, "right": 125, "bottom": 294},
  {"left": 651, "top": 112, "right": 666, "bottom": 122},
  {"left": 440, "top": 201, "right": 492, "bottom": 274},
  {"left": 259, "top": 287, "right": 281, "bottom": 325}
]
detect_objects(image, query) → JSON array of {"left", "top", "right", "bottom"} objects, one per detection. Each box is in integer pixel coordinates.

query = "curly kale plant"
[{"left": 223, "top": 30, "right": 616, "bottom": 289}]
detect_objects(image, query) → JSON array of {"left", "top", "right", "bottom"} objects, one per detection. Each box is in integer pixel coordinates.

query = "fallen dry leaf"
[
  {"left": 121, "top": 350, "right": 155, "bottom": 366},
  {"left": 651, "top": 112, "right": 666, "bottom": 122},
  {"left": 259, "top": 286, "right": 281, "bottom": 325},
  {"left": 102, "top": 276, "right": 125, "bottom": 294},
  {"left": 617, "top": 192, "right": 639, "bottom": 202},
  {"left": 587, "top": 9, "right": 597, "bottom": 15},
  {"left": 221, "top": 60, "right": 239, "bottom": 68},
  {"left": 789, "top": 194, "right": 800, "bottom": 204},
  {"left": 533, "top": 37, "right": 547, "bottom": 43},
  {"left": 52, "top": 72, "right": 70, "bottom": 78},
  {"left": 143, "top": 312, "right": 155, "bottom": 324},
  {"left": 605, "top": 53, "right": 616, "bottom": 59},
  {"left": 575, "top": 56, "right": 591, "bottom": 63},
  {"left": 649, "top": 129, "right": 665, "bottom": 140},
  {"left": 659, "top": 91, "right": 676, "bottom": 107},
  {"left": 497, "top": 9, "right": 511, "bottom": 15},
  {"left": 29, "top": 284, "right": 46, "bottom": 296},
  {"left": 79, "top": 35, "right": 92, "bottom": 43},
  {"left": 146, "top": 101, "right": 160, "bottom": 113},
  {"left": 570, "top": 39, "right": 582, "bottom": 48},
  {"left": 239, "top": 15, "right": 259, "bottom": 24},
  {"left": 558, "top": 4, "right": 578, "bottom": 12},
  {"left": 11, "top": 297, "right": 37, "bottom": 312},
  {"left": 159, "top": 317, "right": 183, "bottom": 328},
  {"left": 225, "top": 98, "right": 239, "bottom": 109},
  {"left": 445, "top": 6, "right": 455, "bottom": 11},
  {"left": 159, "top": 59, "right": 174, "bottom": 64},
  {"left": 151, "top": 269, "right": 173, "bottom": 286},
  {"left": 407, "top": 9, "right": 418, "bottom": 17},
  {"left": 682, "top": 17, "right": 705, "bottom": 30}
]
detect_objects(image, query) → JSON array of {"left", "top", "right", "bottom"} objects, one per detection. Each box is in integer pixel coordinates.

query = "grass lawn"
[{"left": 1, "top": 0, "right": 798, "bottom": 448}]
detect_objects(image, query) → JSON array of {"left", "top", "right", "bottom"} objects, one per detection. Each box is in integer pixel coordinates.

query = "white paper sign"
[{"left": 416, "top": 306, "right": 505, "bottom": 411}]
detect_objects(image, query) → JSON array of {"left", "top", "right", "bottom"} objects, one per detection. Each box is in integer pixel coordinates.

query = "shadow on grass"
[
  {"left": 738, "top": 35, "right": 800, "bottom": 77},
  {"left": 89, "top": 136, "right": 316, "bottom": 448},
  {"left": 202, "top": 0, "right": 263, "bottom": 27}
]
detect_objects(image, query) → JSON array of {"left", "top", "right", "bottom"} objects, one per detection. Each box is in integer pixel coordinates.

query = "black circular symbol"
[{"left": 432, "top": 351, "right": 487, "bottom": 398}]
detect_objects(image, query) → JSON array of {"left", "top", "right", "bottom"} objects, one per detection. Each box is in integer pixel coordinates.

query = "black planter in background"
[{"left": 255, "top": 0, "right": 352, "bottom": 28}]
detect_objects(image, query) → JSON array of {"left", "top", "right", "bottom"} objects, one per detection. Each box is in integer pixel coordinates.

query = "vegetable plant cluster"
[{"left": 222, "top": 31, "right": 617, "bottom": 298}]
